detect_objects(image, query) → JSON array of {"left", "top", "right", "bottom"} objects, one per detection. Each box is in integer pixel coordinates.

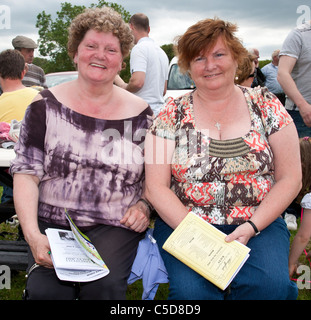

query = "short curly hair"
[
  {"left": 67, "top": 7, "right": 133, "bottom": 60},
  {"left": 176, "top": 18, "right": 248, "bottom": 74},
  {"left": 0, "top": 49, "right": 25, "bottom": 80}
]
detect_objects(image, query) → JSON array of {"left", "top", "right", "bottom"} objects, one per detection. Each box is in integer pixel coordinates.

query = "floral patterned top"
[{"left": 149, "top": 86, "right": 292, "bottom": 225}]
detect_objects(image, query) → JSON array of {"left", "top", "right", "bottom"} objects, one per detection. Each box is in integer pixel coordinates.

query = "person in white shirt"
[
  {"left": 115, "top": 13, "right": 169, "bottom": 115},
  {"left": 261, "top": 49, "right": 285, "bottom": 105}
]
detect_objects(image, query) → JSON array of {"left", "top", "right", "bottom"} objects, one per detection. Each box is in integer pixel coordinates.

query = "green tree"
[
  {"left": 36, "top": 1, "right": 131, "bottom": 73},
  {"left": 259, "top": 59, "right": 271, "bottom": 69},
  {"left": 161, "top": 43, "right": 175, "bottom": 62}
]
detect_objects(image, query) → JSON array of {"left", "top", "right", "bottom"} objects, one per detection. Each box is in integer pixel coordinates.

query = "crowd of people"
[{"left": 0, "top": 6, "right": 310, "bottom": 300}]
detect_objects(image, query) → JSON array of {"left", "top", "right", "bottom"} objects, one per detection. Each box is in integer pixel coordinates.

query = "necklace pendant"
[{"left": 215, "top": 122, "right": 221, "bottom": 130}]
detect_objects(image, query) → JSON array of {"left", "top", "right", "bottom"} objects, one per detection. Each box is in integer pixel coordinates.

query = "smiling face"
[
  {"left": 189, "top": 36, "right": 238, "bottom": 92},
  {"left": 74, "top": 29, "right": 123, "bottom": 85}
]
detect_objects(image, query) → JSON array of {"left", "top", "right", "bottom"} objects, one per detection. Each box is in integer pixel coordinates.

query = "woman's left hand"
[
  {"left": 120, "top": 201, "right": 150, "bottom": 233},
  {"left": 225, "top": 222, "right": 256, "bottom": 245}
]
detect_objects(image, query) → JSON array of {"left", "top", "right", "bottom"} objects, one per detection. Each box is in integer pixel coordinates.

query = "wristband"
[
  {"left": 137, "top": 198, "right": 153, "bottom": 214},
  {"left": 246, "top": 220, "right": 260, "bottom": 236}
]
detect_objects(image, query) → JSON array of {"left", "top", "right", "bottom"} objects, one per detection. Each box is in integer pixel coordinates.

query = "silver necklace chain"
[{"left": 195, "top": 92, "right": 230, "bottom": 131}]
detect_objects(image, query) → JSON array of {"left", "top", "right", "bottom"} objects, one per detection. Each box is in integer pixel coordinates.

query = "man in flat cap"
[{"left": 12, "top": 35, "right": 47, "bottom": 89}]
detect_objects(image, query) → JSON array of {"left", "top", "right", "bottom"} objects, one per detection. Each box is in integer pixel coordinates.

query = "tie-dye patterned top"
[
  {"left": 149, "top": 86, "right": 292, "bottom": 225},
  {"left": 10, "top": 90, "right": 153, "bottom": 229}
]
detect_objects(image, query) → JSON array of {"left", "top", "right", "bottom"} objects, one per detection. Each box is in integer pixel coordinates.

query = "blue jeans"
[
  {"left": 154, "top": 217, "right": 298, "bottom": 300},
  {"left": 288, "top": 109, "right": 311, "bottom": 138}
]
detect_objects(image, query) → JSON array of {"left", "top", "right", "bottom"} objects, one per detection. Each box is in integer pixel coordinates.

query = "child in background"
[{"left": 288, "top": 136, "right": 311, "bottom": 278}]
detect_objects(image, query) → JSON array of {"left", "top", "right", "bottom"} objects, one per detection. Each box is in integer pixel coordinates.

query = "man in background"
[
  {"left": 12, "top": 35, "right": 47, "bottom": 89},
  {"left": 278, "top": 21, "right": 311, "bottom": 138},
  {"left": 0, "top": 49, "right": 39, "bottom": 203},
  {"left": 278, "top": 21, "right": 311, "bottom": 231},
  {"left": 249, "top": 48, "right": 266, "bottom": 87},
  {"left": 0, "top": 49, "right": 38, "bottom": 123},
  {"left": 261, "top": 49, "right": 285, "bottom": 105},
  {"left": 115, "top": 13, "right": 169, "bottom": 115}
]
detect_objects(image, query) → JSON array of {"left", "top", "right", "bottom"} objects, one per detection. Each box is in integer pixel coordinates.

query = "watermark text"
[
  {"left": 0, "top": 5, "right": 10, "bottom": 30},
  {"left": 0, "top": 265, "right": 11, "bottom": 289},
  {"left": 296, "top": 265, "right": 311, "bottom": 290},
  {"left": 297, "top": 5, "right": 311, "bottom": 26}
]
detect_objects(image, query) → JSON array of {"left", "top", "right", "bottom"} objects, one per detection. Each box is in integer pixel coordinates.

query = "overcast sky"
[{"left": 0, "top": 0, "right": 309, "bottom": 60}]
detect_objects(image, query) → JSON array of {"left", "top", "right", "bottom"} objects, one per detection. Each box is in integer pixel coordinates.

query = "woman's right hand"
[
  {"left": 13, "top": 174, "right": 53, "bottom": 268},
  {"left": 225, "top": 221, "right": 255, "bottom": 245},
  {"left": 28, "top": 232, "right": 53, "bottom": 269},
  {"left": 288, "top": 262, "right": 298, "bottom": 278}
]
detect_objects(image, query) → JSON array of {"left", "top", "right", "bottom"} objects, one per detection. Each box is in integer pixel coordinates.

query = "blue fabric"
[
  {"left": 154, "top": 217, "right": 298, "bottom": 300},
  {"left": 128, "top": 228, "right": 169, "bottom": 300},
  {"left": 287, "top": 109, "right": 311, "bottom": 138},
  {"left": 261, "top": 63, "right": 283, "bottom": 94}
]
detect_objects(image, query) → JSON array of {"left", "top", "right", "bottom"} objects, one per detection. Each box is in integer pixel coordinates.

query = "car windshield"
[
  {"left": 46, "top": 73, "right": 78, "bottom": 88},
  {"left": 167, "top": 64, "right": 195, "bottom": 90}
]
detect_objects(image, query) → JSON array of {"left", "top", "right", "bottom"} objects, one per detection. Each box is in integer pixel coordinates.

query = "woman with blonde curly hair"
[{"left": 11, "top": 7, "right": 153, "bottom": 300}]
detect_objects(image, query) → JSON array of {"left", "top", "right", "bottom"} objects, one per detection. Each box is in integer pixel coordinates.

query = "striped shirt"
[{"left": 22, "top": 64, "right": 47, "bottom": 89}]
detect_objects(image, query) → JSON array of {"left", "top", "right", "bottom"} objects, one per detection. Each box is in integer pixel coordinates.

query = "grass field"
[{"left": 0, "top": 219, "right": 310, "bottom": 300}]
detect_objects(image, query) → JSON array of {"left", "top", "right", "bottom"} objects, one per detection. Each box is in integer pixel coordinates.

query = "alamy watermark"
[
  {"left": 0, "top": 5, "right": 10, "bottom": 30},
  {"left": 100, "top": 123, "right": 210, "bottom": 171},
  {"left": 296, "top": 265, "right": 311, "bottom": 290},
  {"left": 0, "top": 265, "right": 11, "bottom": 290},
  {"left": 297, "top": 5, "right": 311, "bottom": 26}
]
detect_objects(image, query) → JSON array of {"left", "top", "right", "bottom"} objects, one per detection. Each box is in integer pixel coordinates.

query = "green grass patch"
[{"left": 0, "top": 219, "right": 310, "bottom": 300}]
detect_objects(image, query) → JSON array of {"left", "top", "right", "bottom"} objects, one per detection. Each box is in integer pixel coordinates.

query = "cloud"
[
  {"left": 120, "top": 0, "right": 307, "bottom": 58},
  {"left": 0, "top": 0, "right": 309, "bottom": 59},
  {"left": 148, "top": 9, "right": 206, "bottom": 46}
]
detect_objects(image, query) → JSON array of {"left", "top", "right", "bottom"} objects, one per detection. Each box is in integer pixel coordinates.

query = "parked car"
[
  {"left": 164, "top": 57, "right": 195, "bottom": 102},
  {"left": 45, "top": 71, "right": 78, "bottom": 88}
]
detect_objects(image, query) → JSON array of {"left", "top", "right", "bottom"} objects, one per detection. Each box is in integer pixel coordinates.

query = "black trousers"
[{"left": 24, "top": 220, "right": 144, "bottom": 300}]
